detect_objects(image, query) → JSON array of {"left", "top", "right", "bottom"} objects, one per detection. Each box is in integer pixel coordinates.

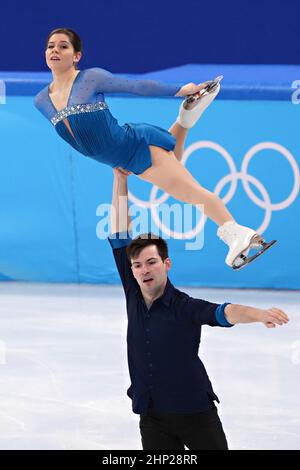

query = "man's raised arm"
[{"left": 111, "top": 168, "right": 131, "bottom": 235}]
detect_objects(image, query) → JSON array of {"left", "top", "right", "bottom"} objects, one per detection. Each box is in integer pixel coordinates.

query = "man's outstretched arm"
[{"left": 224, "top": 304, "right": 289, "bottom": 328}]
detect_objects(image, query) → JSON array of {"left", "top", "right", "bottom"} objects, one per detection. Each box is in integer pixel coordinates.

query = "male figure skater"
[{"left": 108, "top": 168, "right": 289, "bottom": 450}]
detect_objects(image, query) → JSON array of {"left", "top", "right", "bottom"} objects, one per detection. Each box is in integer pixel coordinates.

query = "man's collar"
[{"left": 135, "top": 278, "right": 174, "bottom": 307}]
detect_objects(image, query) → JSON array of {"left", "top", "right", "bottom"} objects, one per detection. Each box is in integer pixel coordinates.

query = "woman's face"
[{"left": 45, "top": 33, "right": 81, "bottom": 72}]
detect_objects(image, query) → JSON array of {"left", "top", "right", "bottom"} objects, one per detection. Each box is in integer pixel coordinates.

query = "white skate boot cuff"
[
  {"left": 217, "top": 221, "right": 257, "bottom": 247},
  {"left": 176, "top": 84, "right": 220, "bottom": 129},
  {"left": 217, "top": 221, "right": 238, "bottom": 246}
]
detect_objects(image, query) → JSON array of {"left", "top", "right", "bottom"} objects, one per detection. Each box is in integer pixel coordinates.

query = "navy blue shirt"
[{"left": 109, "top": 233, "right": 233, "bottom": 415}]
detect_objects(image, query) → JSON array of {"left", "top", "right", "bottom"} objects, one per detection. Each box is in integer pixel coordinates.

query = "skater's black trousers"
[{"left": 139, "top": 403, "right": 228, "bottom": 450}]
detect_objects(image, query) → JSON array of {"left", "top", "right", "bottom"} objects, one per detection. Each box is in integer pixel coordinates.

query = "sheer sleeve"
[
  {"left": 88, "top": 67, "right": 183, "bottom": 97},
  {"left": 34, "top": 86, "right": 54, "bottom": 121}
]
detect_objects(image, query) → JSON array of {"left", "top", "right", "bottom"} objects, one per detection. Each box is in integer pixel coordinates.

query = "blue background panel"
[
  {"left": 0, "top": 0, "right": 299, "bottom": 71},
  {"left": 0, "top": 91, "right": 299, "bottom": 288}
]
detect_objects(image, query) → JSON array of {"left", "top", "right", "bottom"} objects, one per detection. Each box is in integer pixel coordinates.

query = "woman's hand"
[{"left": 175, "top": 82, "right": 208, "bottom": 97}]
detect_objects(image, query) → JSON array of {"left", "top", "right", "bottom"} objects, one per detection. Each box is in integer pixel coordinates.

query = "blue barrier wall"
[
  {"left": 0, "top": 0, "right": 299, "bottom": 72},
  {"left": 0, "top": 66, "right": 299, "bottom": 288}
]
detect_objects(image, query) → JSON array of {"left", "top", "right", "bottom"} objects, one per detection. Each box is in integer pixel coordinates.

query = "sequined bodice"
[{"left": 50, "top": 102, "right": 109, "bottom": 125}]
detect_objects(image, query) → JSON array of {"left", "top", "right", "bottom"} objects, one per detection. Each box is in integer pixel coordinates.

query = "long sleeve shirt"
[{"left": 109, "top": 233, "right": 233, "bottom": 415}]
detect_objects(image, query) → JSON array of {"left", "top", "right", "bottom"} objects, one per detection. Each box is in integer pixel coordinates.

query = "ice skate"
[
  {"left": 217, "top": 221, "right": 277, "bottom": 270},
  {"left": 176, "top": 76, "right": 222, "bottom": 129}
]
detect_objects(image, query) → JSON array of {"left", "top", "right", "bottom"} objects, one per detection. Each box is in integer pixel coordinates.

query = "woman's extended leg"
[
  {"left": 140, "top": 145, "right": 234, "bottom": 227},
  {"left": 139, "top": 146, "right": 276, "bottom": 268},
  {"left": 168, "top": 85, "right": 220, "bottom": 161},
  {"left": 168, "top": 122, "right": 188, "bottom": 161}
]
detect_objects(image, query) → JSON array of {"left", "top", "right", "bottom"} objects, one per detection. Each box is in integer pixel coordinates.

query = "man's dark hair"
[{"left": 126, "top": 233, "right": 169, "bottom": 261}]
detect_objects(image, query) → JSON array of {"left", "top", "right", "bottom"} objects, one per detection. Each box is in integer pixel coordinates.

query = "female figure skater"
[{"left": 35, "top": 28, "right": 275, "bottom": 269}]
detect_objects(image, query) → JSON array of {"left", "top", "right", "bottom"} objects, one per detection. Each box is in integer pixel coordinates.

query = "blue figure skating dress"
[{"left": 35, "top": 68, "right": 183, "bottom": 174}]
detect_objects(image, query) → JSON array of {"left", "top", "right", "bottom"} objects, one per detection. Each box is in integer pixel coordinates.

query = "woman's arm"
[{"left": 89, "top": 67, "right": 207, "bottom": 97}]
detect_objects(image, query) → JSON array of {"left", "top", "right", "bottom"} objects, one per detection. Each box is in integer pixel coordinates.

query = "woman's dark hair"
[
  {"left": 46, "top": 28, "right": 82, "bottom": 52},
  {"left": 126, "top": 233, "right": 169, "bottom": 262}
]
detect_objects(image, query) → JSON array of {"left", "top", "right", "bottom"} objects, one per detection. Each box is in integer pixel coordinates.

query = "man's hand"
[
  {"left": 175, "top": 82, "right": 208, "bottom": 97},
  {"left": 114, "top": 167, "right": 132, "bottom": 178},
  {"left": 261, "top": 307, "right": 290, "bottom": 328}
]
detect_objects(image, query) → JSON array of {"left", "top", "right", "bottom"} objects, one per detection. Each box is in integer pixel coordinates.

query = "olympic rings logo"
[{"left": 128, "top": 141, "right": 300, "bottom": 237}]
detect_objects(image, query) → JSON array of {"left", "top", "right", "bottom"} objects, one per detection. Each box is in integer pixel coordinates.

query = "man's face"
[{"left": 131, "top": 245, "right": 171, "bottom": 297}]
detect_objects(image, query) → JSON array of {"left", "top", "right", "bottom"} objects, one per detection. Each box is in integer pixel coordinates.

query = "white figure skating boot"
[
  {"left": 217, "top": 221, "right": 277, "bottom": 270},
  {"left": 176, "top": 75, "right": 222, "bottom": 129}
]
